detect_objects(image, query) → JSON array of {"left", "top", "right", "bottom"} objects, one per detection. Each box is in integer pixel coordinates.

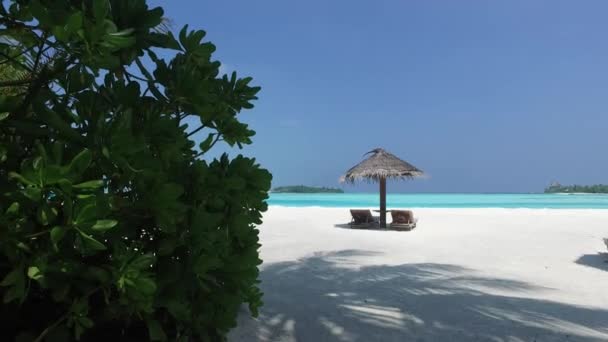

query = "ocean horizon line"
[
  {"left": 270, "top": 191, "right": 608, "bottom": 195},
  {"left": 267, "top": 205, "right": 608, "bottom": 210}
]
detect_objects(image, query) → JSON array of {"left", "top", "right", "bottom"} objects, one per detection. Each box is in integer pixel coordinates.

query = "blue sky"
[{"left": 151, "top": 0, "right": 608, "bottom": 193}]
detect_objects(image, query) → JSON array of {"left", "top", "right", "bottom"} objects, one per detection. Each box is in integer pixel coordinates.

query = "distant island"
[
  {"left": 272, "top": 185, "right": 344, "bottom": 193},
  {"left": 544, "top": 182, "right": 608, "bottom": 194}
]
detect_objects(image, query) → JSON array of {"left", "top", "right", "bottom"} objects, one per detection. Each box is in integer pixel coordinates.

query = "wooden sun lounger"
[
  {"left": 349, "top": 209, "right": 379, "bottom": 228},
  {"left": 390, "top": 210, "right": 417, "bottom": 231}
]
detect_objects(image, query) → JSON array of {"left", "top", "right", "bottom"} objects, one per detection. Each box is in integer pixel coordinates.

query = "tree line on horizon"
[
  {"left": 272, "top": 185, "right": 344, "bottom": 193},
  {"left": 544, "top": 184, "right": 608, "bottom": 194}
]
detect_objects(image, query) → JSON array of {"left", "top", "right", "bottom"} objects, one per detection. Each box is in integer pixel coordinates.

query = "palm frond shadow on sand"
[
  {"left": 230, "top": 250, "right": 608, "bottom": 342},
  {"left": 575, "top": 253, "right": 608, "bottom": 272}
]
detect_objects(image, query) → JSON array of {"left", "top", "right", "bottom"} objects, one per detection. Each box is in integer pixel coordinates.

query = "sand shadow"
[
  {"left": 334, "top": 223, "right": 416, "bottom": 232},
  {"left": 333, "top": 223, "right": 386, "bottom": 231},
  {"left": 230, "top": 250, "right": 608, "bottom": 342},
  {"left": 575, "top": 254, "right": 608, "bottom": 272}
]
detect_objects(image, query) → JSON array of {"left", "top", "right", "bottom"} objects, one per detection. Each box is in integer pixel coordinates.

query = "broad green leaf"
[
  {"left": 101, "top": 146, "right": 110, "bottom": 158},
  {"left": 78, "top": 231, "right": 106, "bottom": 251},
  {"left": 194, "top": 255, "right": 222, "bottom": 275},
  {"left": 109, "top": 28, "right": 135, "bottom": 36},
  {"left": 23, "top": 186, "right": 42, "bottom": 201},
  {"left": 29, "top": 0, "right": 52, "bottom": 26},
  {"left": 0, "top": 112, "right": 8, "bottom": 121},
  {"left": 199, "top": 133, "right": 214, "bottom": 153},
  {"left": 27, "top": 266, "right": 42, "bottom": 280},
  {"left": 142, "top": 7, "right": 163, "bottom": 28},
  {"left": 34, "top": 105, "right": 83, "bottom": 143},
  {"left": 133, "top": 277, "right": 156, "bottom": 295},
  {"left": 102, "top": 18, "right": 118, "bottom": 34},
  {"left": 74, "top": 324, "right": 84, "bottom": 340},
  {"left": 52, "top": 141, "right": 64, "bottom": 164},
  {"left": 67, "top": 68, "right": 94, "bottom": 93},
  {"left": 65, "top": 12, "right": 83, "bottom": 33},
  {"left": 155, "top": 183, "right": 184, "bottom": 206},
  {"left": 130, "top": 253, "right": 156, "bottom": 270},
  {"left": 58, "top": 179, "right": 72, "bottom": 194},
  {"left": 83, "top": 266, "right": 111, "bottom": 283},
  {"left": 37, "top": 204, "right": 57, "bottom": 226},
  {"left": 91, "top": 219, "right": 117, "bottom": 231},
  {"left": 0, "top": 145, "right": 6, "bottom": 163},
  {"left": 77, "top": 317, "right": 94, "bottom": 328},
  {"left": 178, "top": 25, "right": 189, "bottom": 49},
  {"left": 6, "top": 202, "right": 19, "bottom": 215},
  {"left": 102, "top": 30, "right": 136, "bottom": 49},
  {"left": 32, "top": 156, "right": 43, "bottom": 170},
  {"left": 0, "top": 268, "right": 22, "bottom": 286},
  {"left": 50, "top": 226, "right": 67, "bottom": 248},
  {"left": 67, "top": 149, "right": 92, "bottom": 178},
  {"left": 75, "top": 204, "right": 96, "bottom": 225},
  {"left": 166, "top": 300, "right": 191, "bottom": 322},
  {"left": 73, "top": 180, "right": 104, "bottom": 189},
  {"left": 147, "top": 319, "right": 167, "bottom": 341},
  {"left": 3, "top": 286, "right": 21, "bottom": 303},
  {"left": 93, "top": 0, "right": 109, "bottom": 19},
  {"left": 9, "top": 172, "right": 36, "bottom": 186},
  {"left": 16, "top": 242, "right": 32, "bottom": 253},
  {"left": 72, "top": 297, "right": 88, "bottom": 313},
  {"left": 45, "top": 165, "right": 64, "bottom": 185}
]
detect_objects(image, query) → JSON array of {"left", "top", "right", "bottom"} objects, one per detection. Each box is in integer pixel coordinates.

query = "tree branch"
[
  {"left": 195, "top": 134, "right": 222, "bottom": 158},
  {"left": 25, "top": 229, "right": 52, "bottom": 239},
  {"left": 0, "top": 50, "right": 34, "bottom": 72},
  {"left": 124, "top": 70, "right": 149, "bottom": 83},
  {"left": 186, "top": 124, "right": 206, "bottom": 138},
  {"left": 33, "top": 312, "right": 69, "bottom": 342},
  {"left": 14, "top": 55, "right": 74, "bottom": 117},
  {"left": 0, "top": 43, "right": 39, "bottom": 67},
  {"left": 32, "top": 35, "right": 47, "bottom": 72},
  {"left": 33, "top": 286, "right": 102, "bottom": 342},
  {"left": 135, "top": 57, "right": 166, "bottom": 101}
]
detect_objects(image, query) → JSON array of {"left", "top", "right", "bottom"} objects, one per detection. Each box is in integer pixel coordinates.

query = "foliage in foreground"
[{"left": 0, "top": 1, "right": 271, "bottom": 340}]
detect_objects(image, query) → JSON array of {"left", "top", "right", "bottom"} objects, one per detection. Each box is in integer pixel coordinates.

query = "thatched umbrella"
[{"left": 341, "top": 148, "right": 424, "bottom": 228}]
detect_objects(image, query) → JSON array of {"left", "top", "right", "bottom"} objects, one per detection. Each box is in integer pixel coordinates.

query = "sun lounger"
[
  {"left": 390, "top": 210, "right": 417, "bottom": 231},
  {"left": 349, "top": 209, "right": 378, "bottom": 228}
]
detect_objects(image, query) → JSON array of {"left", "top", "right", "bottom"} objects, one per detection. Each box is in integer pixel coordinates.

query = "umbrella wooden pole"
[{"left": 380, "top": 177, "right": 386, "bottom": 228}]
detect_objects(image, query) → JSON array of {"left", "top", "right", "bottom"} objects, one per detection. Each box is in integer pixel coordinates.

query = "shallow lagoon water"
[{"left": 268, "top": 193, "right": 608, "bottom": 209}]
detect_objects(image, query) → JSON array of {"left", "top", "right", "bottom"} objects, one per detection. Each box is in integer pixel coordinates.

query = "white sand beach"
[{"left": 229, "top": 207, "right": 608, "bottom": 342}]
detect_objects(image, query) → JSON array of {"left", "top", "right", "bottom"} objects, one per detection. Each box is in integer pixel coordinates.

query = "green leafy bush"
[{"left": 0, "top": 1, "right": 271, "bottom": 340}]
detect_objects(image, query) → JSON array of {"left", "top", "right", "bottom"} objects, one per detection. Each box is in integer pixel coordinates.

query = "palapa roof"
[{"left": 341, "top": 148, "right": 424, "bottom": 184}]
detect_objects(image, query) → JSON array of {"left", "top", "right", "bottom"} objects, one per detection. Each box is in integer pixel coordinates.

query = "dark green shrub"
[{"left": 0, "top": 1, "right": 271, "bottom": 340}]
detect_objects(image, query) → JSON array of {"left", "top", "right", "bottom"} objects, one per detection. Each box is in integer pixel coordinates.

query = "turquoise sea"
[{"left": 268, "top": 193, "right": 608, "bottom": 209}]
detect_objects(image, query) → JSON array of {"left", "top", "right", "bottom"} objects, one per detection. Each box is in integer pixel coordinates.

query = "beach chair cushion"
[
  {"left": 390, "top": 210, "right": 417, "bottom": 231},
  {"left": 350, "top": 209, "right": 376, "bottom": 225},
  {"left": 391, "top": 210, "right": 415, "bottom": 224}
]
